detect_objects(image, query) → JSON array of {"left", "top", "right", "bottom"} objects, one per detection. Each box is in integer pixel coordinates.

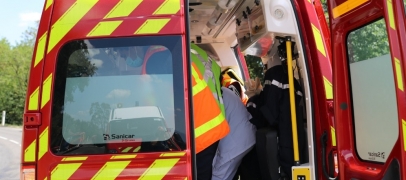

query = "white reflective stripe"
[
  {"left": 191, "top": 49, "right": 198, "bottom": 54},
  {"left": 265, "top": 80, "right": 303, "bottom": 96},
  {"left": 247, "top": 102, "right": 256, "bottom": 108},
  {"left": 265, "top": 80, "right": 289, "bottom": 89}
]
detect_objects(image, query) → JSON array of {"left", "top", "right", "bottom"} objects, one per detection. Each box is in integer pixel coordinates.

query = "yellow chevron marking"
[
  {"left": 111, "top": 155, "right": 137, "bottom": 159},
  {"left": 105, "top": 0, "right": 143, "bottom": 18},
  {"left": 133, "top": 146, "right": 141, "bottom": 152},
  {"left": 91, "top": 161, "right": 131, "bottom": 180},
  {"left": 160, "top": 152, "right": 186, "bottom": 157},
  {"left": 330, "top": 126, "right": 337, "bottom": 146},
  {"left": 135, "top": 19, "right": 170, "bottom": 34},
  {"left": 44, "top": 178, "right": 47, "bottom": 180},
  {"left": 387, "top": 0, "right": 396, "bottom": 30},
  {"left": 87, "top": 21, "right": 122, "bottom": 37},
  {"left": 47, "top": 0, "right": 99, "bottom": 53},
  {"left": 121, "top": 147, "right": 132, "bottom": 153},
  {"left": 323, "top": 76, "right": 333, "bottom": 99},
  {"left": 403, "top": 119, "right": 406, "bottom": 151},
  {"left": 50, "top": 163, "right": 82, "bottom": 180},
  {"left": 153, "top": 0, "right": 180, "bottom": 15},
  {"left": 41, "top": 73, "right": 53, "bottom": 108},
  {"left": 38, "top": 127, "right": 49, "bottom": 160},
  {"left": 332, "top": 0, "right": 368, "bottom": 18},
  {"left": 62, "top": 156, "right": 88, "bottom": 161},
  {"left": 395, "top": 58, "right": 404, "bottom": 91},
  {"left": 138, "top": 159, "right": 180, "bottom": 180},
  {"left": 311, "top": 24, "right": 326, "bottom": 57},
  {"left": 45, "top": 0, "right": 53, "bottom": 10},
  {"left": 28, "top": 87, "right": 40, "bottom": 110},
  {"left": 24, "top": 139, "right": 36, "bottom": 162},
  {"left": 34, "top": 32, "right": 48, "bottom": 67}
]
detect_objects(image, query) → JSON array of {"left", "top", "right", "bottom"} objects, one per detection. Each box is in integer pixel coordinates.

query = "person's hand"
[{"left": 245, "top": 77, "right": 262, "bottom": 98}]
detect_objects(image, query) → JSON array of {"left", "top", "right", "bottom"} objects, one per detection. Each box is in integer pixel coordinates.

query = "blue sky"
[{"left": 0, "top": 0, "right": 45, "bottom": 46}]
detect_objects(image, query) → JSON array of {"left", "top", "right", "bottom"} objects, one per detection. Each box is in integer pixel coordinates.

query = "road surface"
[{"left": 0, "top": 127, "right": 22, "bottom": 180}]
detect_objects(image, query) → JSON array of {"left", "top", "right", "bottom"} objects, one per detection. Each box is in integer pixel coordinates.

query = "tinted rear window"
[{"left": 50, "top": 36, "right": 186, "bottom": 155}]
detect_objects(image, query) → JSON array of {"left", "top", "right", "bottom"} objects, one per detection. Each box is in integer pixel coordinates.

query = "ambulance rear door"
[
  {"left": 328, "top": 0, "right": 406, "bottom": 179},
  {"left": 24, "top": 0, "right": 195, "bottom": 179}
]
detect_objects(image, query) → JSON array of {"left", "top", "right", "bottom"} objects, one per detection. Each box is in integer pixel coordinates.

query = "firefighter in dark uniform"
[{"left": 258, "top": 40, "right": 307, "bottom": 179}]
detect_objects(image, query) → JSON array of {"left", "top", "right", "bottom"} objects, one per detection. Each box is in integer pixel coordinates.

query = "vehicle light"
[
  {"left": 274, "top": 9, "right": 284, "bottom": 19},
  {"left": 21, "top": 168, "right": 35, "bottom": 180},
  {"left": 334, "top": 151, "right": 339, "bottom": 175}
]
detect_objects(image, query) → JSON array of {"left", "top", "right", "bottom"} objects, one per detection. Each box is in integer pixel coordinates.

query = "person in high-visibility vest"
[
  {"left": 221, "top": 68, "right": 249, "bottom": 105},
  {"left": 190, "top": 43, "right": 230, "bottom": 180}
]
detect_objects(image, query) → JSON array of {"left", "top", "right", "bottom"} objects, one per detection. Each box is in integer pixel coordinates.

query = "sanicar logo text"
[{"left": 111, "top": 134, "right": 135, "bottom": 139}]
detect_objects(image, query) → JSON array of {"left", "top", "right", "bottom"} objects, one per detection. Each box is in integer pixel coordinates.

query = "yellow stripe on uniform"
[
  {"left": 45, "top": 0, "right": 53, "bottom": 10},
  {"left": 403, "top": 119, "right": 406, "bottom": 151},
  {"left": 34, "top": 32, "right": 48, "bottom": 67},
  {"left": 134, "top": 19, "right": 170, "bottom": 34},
  {"left": 24, "top": 139, "right": 36, "bottom": 162},
  {"left": 386, "top": 0, "right": 396, "bottom": 30},
  {"left": 38, "top": 127, "right": 49, "bottom": 160},
  {"left": 47, "top": 0, "right": 99, "bottom": 53},
  {"left": 91, "top": 161, "right": 131, "bottom": 180},
  {"left": 28, "top": 87, "right": 40, "bottom": 110},
  {"left": 153, "top": 0, "right": 180, "bottom": 15},
  {"left": 41, "top": 73, "right": 53, "bottom": 108},
  {"left": 323, "top": 76, "right": 333, "bottom": 99},
  {"left": 121, "top": 147, "right": 132, "bottom": 153},
  {"left": 50, "top": 163, "right": 82, "bottom": 180},
  {"left": 138, "top": 159, "right": 180, "bottom": 180},
  {"left": 87, "top": 21, "right": 122, "bottom": 37},
  {"left": 104, "top": 0, "right": 143, "bottom": 18},
  {"left": 111, "top": 155, "right": 137, "bottom": 159},
  {"left": 191, "top": 66, "right": 207, "bottom": 96},
  {"left": 330, "top": 126, "right": 337, "bottom": 146},
  {"left": 395, "top": 58, "right": 404, "bottom": 91},
  {"left": 332, "top": 0, "right": 368, "bottom": 18},
  {"left": 62, "top": 156, "right": 88, "bottom": 161},
  {"left": 311, "top": 24, "right": 326, "bottom": 57},
  {"left": 160, "top": 152, "right": 186, "bottom": 157},
  {"left": 195, "top": 113, "right": 225, "bottom": 138}
]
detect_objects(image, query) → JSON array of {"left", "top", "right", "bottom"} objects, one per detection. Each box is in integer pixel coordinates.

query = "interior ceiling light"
[{"left": 274, "top": 9, "right": 284, "bottom": 19}]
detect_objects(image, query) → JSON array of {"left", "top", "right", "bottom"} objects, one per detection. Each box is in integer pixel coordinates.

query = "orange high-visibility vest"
[{"left": 190, "top": 44, "right": 229, "bottom": 153}]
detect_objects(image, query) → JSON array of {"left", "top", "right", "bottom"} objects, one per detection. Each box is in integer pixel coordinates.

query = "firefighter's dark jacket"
[{"left": 258, "top": 65, "right": 307, "bottom": 174}]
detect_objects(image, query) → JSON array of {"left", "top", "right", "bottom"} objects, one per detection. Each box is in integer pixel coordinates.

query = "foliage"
[
  {"left": 0, "top": 24, "right": 37, "bottom": 125},
  {"left": 244, "top": 55, "right": 264, "bottom": 82},
  {"left": 347, "top": 19, "right": 389, "bottom": 63}
]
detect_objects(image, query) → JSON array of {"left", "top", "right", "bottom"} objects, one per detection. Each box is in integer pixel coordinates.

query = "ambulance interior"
[{"left": 189, "top": 0, "right": 313, "bottom": 178}]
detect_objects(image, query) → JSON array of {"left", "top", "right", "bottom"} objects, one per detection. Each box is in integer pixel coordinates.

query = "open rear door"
[{"left": 329, "top": 0, "right": 406, "bottom": 179}]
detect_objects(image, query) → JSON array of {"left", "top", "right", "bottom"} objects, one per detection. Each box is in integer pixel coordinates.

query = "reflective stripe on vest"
[{"left": 191, "top": 64, "right": 206, "bottom": 96}]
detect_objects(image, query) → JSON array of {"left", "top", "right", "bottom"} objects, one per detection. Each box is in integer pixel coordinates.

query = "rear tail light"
[
  {"left": 334, "top": 151, "right": 339, "bottom": 176},
  {"left": 21, "top": 168, "right": 35, "bottom": 180}
]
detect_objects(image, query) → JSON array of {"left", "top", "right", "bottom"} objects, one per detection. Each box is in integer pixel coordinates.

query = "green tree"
[
  {"left": 347, "top": 19, "right": 389, "bottom": 63},
  {"left": 244, "top": 55, "right": 264, "bottom": 82},
  {"left": 0, "top": 24, "right": 37, "bottom": 125}
]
